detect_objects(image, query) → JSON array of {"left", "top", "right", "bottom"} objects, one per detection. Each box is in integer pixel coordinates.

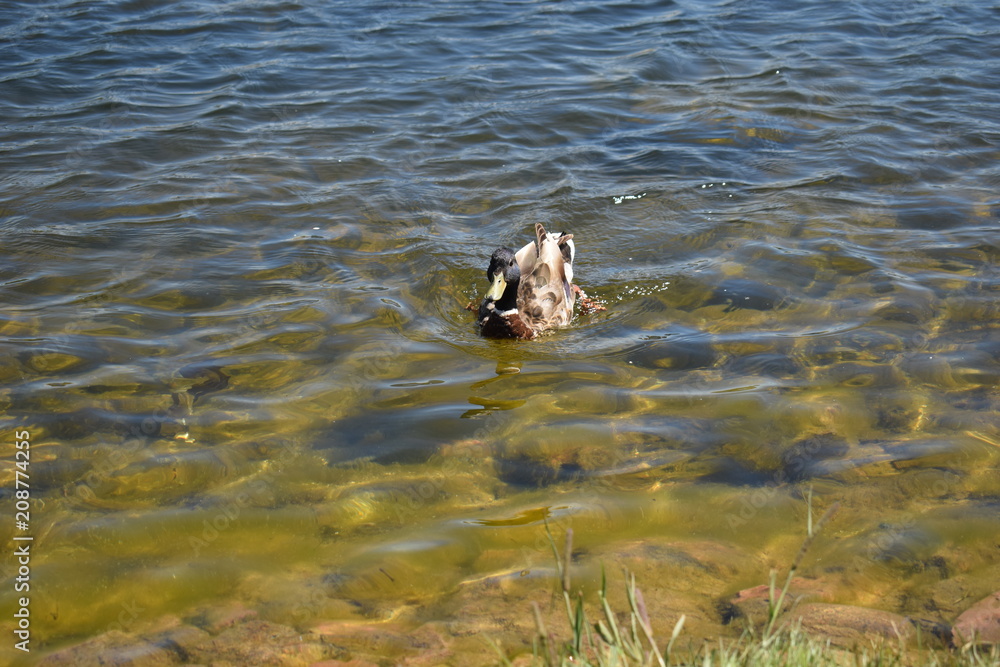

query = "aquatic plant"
[{"left": 498, "top": 494, "right": 999, "bottom": 667}]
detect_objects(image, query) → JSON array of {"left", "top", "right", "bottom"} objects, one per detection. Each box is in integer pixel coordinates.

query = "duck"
[{"left": 477, "top": 223, "right": 576, "bottom": 339}]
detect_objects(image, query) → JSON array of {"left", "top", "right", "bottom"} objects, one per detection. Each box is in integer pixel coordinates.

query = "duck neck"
[{"left": 494, "top": 277, "right": 519, "bottom": 313}]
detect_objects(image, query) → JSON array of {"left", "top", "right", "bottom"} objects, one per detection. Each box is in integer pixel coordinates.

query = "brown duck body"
[
  {"left": 478, "top": 306, "right": 535, "bottom": 339},
  {"left": 478, "top": 223, "right": 576, "bottom": 340}
]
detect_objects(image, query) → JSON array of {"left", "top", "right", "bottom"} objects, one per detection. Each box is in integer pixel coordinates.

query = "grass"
[{"left": 495, "top": 492, "right": 999, "bottom": 667}]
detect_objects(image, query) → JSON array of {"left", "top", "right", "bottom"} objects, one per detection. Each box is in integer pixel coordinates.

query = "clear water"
[{"left": 1, "top": 0, "right": 998, "bottom": 662}]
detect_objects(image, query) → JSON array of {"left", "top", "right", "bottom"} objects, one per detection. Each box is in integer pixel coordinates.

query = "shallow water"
[{"left": 1, "top": 0, "right": 999, "bottom": 662}]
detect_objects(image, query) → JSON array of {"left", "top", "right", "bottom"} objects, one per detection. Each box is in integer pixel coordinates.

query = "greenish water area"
[{"left": 1, "top": 0, "right": 999, "bottom": 663}]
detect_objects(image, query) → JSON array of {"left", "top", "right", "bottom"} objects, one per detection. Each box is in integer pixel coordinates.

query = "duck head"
[{"left": 484, "top": 246, "right": 520, "bottom": 311}]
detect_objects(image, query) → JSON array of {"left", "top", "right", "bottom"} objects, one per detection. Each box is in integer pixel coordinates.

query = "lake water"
[{"left": 2, "top": 0, "right": 999, "bottom": 663}]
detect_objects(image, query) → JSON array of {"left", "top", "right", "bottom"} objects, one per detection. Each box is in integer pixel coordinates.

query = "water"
[{"left": 2, "top": 0, "right": 999, "bottom": 662}]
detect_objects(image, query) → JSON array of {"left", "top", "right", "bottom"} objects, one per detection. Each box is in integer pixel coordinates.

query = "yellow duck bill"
[{"left": 486, "top": 271, "right": 507, "bottom": 301}]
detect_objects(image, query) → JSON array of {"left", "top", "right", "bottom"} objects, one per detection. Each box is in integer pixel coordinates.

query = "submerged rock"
[
  {"left": 38, "top": 630, "right": 180, "bottom": 667},
  {"left": 725, "top": 352, "right": 801, "bottom": 379},
  {"left": 185, "top": 619, "right": 328, "bottom": 665},
  {"left": 726, "top": 578, "right": 837, "bottom": 628},
  {"left": 176, "top": 362, "right": 231, "bottom": 400},
  {"left": 188, "top": 602, "right": 259, "bottom": 634},
  {"left": 625, "top": 337, "right": 717, "bottom": 371},
  {"left": 789, "top": 603, "right": 916, "bottom": 648},
  {"left": 495, "top": 442, "right": 689, "bottom": 488},
  {"left": 36, "top": 617, "right": 331, "bottom": 666},
  {"left": 780, "top": 433, "right": 850, "bottom": 482},
  {"left": 590, "top": 538, "right": 760, "bottom": 642},
  {"left": 704, "top": 279, "right": 786, "bottom": 312},
  {"left": 953, "top": 590, "right": 1000, "bottom": 646},
  {"left": 309, "top": 619, "right": 449, "bottom": 663}
]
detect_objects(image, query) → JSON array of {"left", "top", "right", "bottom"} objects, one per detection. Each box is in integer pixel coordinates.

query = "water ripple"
[{"left": 2, "top": 0, "right": 999, "bottom": 659}]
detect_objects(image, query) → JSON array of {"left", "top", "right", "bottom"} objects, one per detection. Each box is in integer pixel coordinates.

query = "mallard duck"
[{"left": 478, "top": 223, "right": 576, "bottom": 339}]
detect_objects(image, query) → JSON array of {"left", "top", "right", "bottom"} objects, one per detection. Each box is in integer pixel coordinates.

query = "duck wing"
[
  {"left": 515, "top": 225, "right": 575, "bottom": 288},
  {"left": 514, "top": 238, "right": 537, "bottom": 277},
  {"left": 517, "top": 222, "right": 576, "bottom": 332}
]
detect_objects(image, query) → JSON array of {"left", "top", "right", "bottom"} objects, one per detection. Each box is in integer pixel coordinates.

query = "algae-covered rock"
[
  {"left": 185, "top": 619, "right": 328, "bottom": 665},
  {"left": 36, "top": 629, "right": 180, "bottom": 667},
  {"left": 789, "top": 603, "right": 916, "bottom": 648}
]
